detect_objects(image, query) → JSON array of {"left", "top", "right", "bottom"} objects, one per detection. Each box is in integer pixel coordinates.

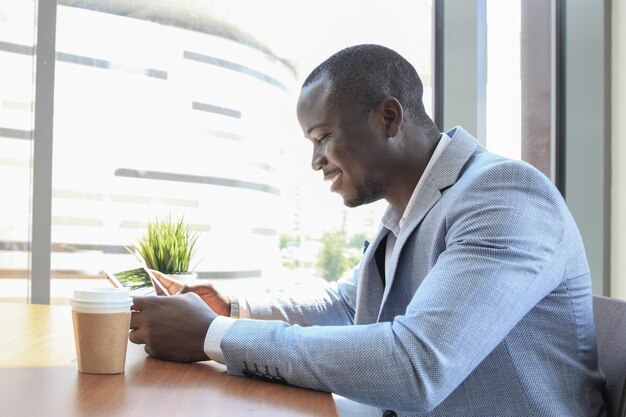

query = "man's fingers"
[
  {"left": 130, "top": 310, "right": 143, "bottom": 329},
  {"left": 131, "top": 295, "right": 146, "bottom": 311},
  {"left": 177, "top": 283, "right": 190, "bottom": 295},
  {"left": 131, "top": 295, "right": 161, "bottom": 311},
  {"left": 144, "top": 343, "right": 154, "bottom": 357},
  {"left": 152, "top": 280, "right": 166, "bottom": 296},
  {"left": 150, "top": 270, "right": 184, "bottom": 295},
  {"left": 179, "top": 280, "right": 213, "bottom": 295},
  {"left": 128, "top": 328, "right": 145, "bottom": 345},
  {"left": 126, "top": 292, "right": 217, "bottom": 362}
]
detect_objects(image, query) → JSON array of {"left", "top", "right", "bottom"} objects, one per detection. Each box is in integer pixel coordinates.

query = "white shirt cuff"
[{"left": 203, "top": 315, "right": 237, "bottom": 364}]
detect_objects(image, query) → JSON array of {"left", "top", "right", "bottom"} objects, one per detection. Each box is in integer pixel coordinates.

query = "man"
[{"left": 130, "top": 44, "right": 607, "bottom": 416}]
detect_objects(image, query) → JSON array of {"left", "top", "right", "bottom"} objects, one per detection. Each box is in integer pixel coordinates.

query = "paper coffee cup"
[{"left": 71, "top": 288, "right": 132, "bottom": 374}]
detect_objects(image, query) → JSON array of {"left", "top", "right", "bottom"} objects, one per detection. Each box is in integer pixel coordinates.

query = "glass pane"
[
  {"left": 486, "top": 0, "right": 522, "bottom": 160},
  {"left": 487, "top": 0, "right": 557, "bottom": 182},
  {"left": 0, "top": 0, "right": 36, "bottom": 303},
  {"left": 51, "top": 0, "right": 432, "bottom": 302}
]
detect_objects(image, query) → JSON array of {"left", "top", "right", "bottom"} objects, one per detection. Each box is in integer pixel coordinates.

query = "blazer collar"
[
  {"left": 384, "top": 126, "right": 480, "bottom": 243},
  {"left": 427, "top": 126, "right": 480, "bottom": 192},
  {"left": 376, "top": 126, "right": 480, "bottom": 316},
  {"left": 399, "top": 126, "right": 479, "bottom": 234}
]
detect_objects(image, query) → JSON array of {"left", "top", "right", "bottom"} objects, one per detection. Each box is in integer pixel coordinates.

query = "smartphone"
[{"left": 104, "top": 267, "right": 169, "bottom": 296}]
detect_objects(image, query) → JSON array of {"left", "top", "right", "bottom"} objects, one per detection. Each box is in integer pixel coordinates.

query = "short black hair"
[{"left": 302, "top": 44, "right": 427, "bottom": 122}]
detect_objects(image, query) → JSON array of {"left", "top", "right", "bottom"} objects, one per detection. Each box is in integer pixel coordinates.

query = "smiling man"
[
  {"left": 129, "top": 44, "right": 607, "bottom": 416},
  {"left": 298, "top": 47, "right": 439, "bottom": 213}
]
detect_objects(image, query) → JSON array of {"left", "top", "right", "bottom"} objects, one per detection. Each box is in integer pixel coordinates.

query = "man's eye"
[{"left": 317, "top": 134, "right": 330, "bottom": 143}]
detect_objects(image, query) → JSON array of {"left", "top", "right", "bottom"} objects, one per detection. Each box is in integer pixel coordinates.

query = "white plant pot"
[{"left": 169, "top": 272, "right": 197, "bottom": 283}]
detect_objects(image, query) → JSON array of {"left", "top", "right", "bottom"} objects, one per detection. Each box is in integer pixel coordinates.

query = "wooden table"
[{"left": 0, "top": 303, "right": 338, "bottom": 417}]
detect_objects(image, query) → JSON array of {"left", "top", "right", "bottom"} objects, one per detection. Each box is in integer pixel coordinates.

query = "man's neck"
[{"left": 386, "top": 131, "right": 442, "bottom": 212}]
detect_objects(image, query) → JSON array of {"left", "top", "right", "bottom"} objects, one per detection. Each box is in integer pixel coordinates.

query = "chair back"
[{"left": 593, "top": 295, "right": 626, "bottom": 417}]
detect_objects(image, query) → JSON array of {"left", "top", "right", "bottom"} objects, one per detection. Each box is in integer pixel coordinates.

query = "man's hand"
[
  {"left": 129, "top": 292, "right": 215, "bottom": 362},
  {"left": 151, "top": 270, "right": 231, "bottom": 317}
]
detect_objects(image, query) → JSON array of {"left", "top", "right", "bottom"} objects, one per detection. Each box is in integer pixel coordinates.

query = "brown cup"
[{"left": 70, "top": 288, "right": 132, "bottom": 374}]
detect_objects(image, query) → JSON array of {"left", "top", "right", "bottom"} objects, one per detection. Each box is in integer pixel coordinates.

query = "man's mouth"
[{"left": 324, "top": 171, "right": 342, "bottom": 189}]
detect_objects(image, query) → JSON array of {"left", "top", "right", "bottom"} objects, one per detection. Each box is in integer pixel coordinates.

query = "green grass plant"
[{"left": 130, "top": 216, "right": 199, "bottom": 273}]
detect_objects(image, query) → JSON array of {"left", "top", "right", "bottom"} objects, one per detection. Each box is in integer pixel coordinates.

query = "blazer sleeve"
[
  {"left": 220, "top": 160, "right": 572, "bottom": 413},
  {"left": 240, "top": 264, "right": 359, "bottom": 326}
]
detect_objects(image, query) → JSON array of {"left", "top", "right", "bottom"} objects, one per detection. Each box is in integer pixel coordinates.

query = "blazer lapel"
[
  {"left": 354, "top": 225, "right": 389, "bottom": 324},
  {"left": 377, "top": 127, "right": 480, "bottom": 317}
]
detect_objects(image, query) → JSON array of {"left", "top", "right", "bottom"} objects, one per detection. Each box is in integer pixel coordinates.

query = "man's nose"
[{"left": 311, "top": 145, "right": 327, "bottom": 171}]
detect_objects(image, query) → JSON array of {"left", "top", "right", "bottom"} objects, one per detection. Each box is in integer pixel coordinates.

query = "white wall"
[{"left": 612, "top": 0, "right": 626, "bottom": 299}]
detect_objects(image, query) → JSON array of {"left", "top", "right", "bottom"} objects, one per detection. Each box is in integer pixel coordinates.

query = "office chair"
[{"left": 593, "top": 295, "right": 626, "bottom": 417}]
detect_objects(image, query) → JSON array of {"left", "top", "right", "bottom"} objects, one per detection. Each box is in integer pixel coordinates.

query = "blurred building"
[{"left": 0, "top": 2, "right": 299, "bottom": 300}]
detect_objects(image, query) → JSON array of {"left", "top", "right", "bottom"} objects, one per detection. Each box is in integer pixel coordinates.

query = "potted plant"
[{"left": 129, "top": 215, "right": 199, "bottom": 282}]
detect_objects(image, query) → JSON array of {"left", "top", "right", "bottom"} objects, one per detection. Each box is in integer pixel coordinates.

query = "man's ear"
[{"left": 380, "top": 97, "right": 403, "bottom": 137}]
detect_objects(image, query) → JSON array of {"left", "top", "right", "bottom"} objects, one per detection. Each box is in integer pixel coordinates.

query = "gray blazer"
[{"left": 221, "top": 127, "right": 607, "bottom": 416}]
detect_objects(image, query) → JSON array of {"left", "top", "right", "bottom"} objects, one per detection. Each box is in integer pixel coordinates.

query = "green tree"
[
  {"left": 348, "top": 232, "right": 368, "bottom": 249},
  {"left": 279, "top": 234, "right": 300, "bottom": 249},
  {"left": 316, "top": 231, "right": 348, "bottom": 282}
]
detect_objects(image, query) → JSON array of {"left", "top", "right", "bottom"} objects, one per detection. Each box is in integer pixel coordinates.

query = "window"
[
  {"left": 486, "top": 0, "right": 557, "bottom": 182},
  {"left": 1, "top": 0, "right": 433, "bottom": 303},
  {"left": 485, "top": 0, "right": 521, "bottom": 160},
  {"left": 0, "top": 0, "right": 36, "bottom": 303}
]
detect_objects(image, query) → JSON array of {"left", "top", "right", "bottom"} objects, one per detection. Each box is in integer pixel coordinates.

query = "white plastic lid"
[{"left": 70, "top": 287, "right": 132, "bottom": 309}]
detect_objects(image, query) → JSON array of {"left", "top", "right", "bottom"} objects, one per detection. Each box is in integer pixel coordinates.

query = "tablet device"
[{"left": 104, "top": 267, "right": 169, "bottom": 296}]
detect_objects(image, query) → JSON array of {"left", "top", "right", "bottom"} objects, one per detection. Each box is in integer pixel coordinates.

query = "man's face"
[{"left": 296, "top": 76, "right": 390, "bottom": 207}]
